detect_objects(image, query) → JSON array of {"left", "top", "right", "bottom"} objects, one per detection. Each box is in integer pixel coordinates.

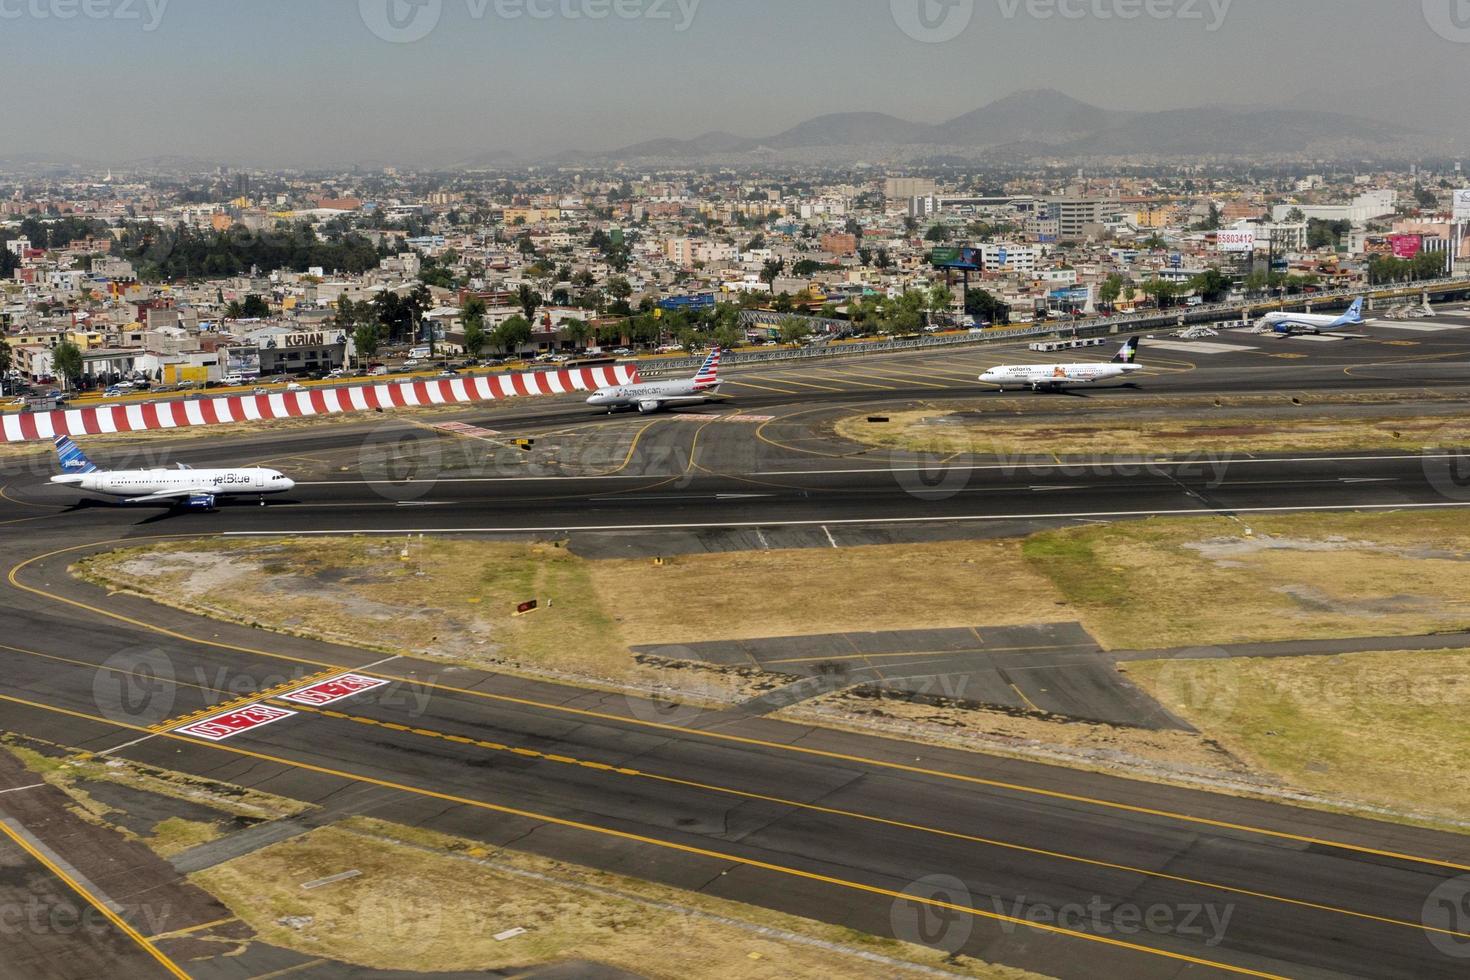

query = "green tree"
[
  {"left": 517, "top": 284, "right": 543, "bottom": 324},
  {"left": 1187, "top": 268, "right": 1233, "bottom": 303},
  {"left": 461, "top": 296, "right": 488, "bottom": 358},
  {"left": 494, "top": 315, "right": 533, "bottom": 356},
  {"left": 52, "top": 340, "right": 84, "bottom": 389},
  {"left": 0, "top": 336, "right": 11, "bottom": 395},
  {"left": 1098, "top": 274, "right": 1125, "bottom": 311},
  {"left": 241, "top": 294, "right": 270, "bottom": 318},
  {"left": 353, "top": 323, "right": 381, "bottom": 365},
  {"left": 564, "top": 318, "right": 593, "bottom": 349},
  {"left": 963, "top": 288, "right": 1010, "bottom": 325},
  {"left": 778, "top": 316, "right": 812, "bottom": 346}
]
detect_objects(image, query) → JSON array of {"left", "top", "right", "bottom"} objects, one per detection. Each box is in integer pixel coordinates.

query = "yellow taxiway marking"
[
  {"left": 0, "top": 690, "right": 1290, "bottom": 979},
  {"left": 752, "top": 374, "right": 846, "bottom": 392},
  {"left": 280, "top": 701, "right": 1469, "bottom": 942},
  {"left": 0, "top": 817, "right": 190, "bottom": 979},
  {"left": 8, "top": 539, "right": 1470, "bottom": 875},
  {"left": 720, "top": 378, "right": 811, "bottom": 395},
  {"left": 146, "top": 915, "right": 239, "bottom": 942}
]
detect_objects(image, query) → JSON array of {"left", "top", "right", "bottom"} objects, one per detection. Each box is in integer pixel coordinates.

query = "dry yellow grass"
[
  {"left": 590, "top": 539, "right": 1067, "bottom": 645},
  {"left": 835, "top": 404, "right": 1470, "bottom": 457},
  {"left": 194, "top": 819, "right": 1043, "bottom": 979},
  {"left": 1022, "top": 512, "right": 1470, "bottom": 650},
  {"left": 1127, "top": 649, "right": 1470, "bottom": 824}
]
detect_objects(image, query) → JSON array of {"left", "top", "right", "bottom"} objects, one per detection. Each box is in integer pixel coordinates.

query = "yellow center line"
[
  {"left": 0, "top": 689, "right": 1289, "bottom": 980},
  {"left": 276, "top": 701, "right": 1467, "bottom": 943},
  {"left": 8, "top": 537, "right": 1470, "bottom": 875},
  {"left": 0, "top": 817, "right": 189, "bottom": 979}
]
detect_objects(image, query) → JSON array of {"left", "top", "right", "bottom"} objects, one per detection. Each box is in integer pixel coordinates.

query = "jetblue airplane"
[
  {"left": 1259, "top": 297, "right": 1365, "bottom": 335},
  {"left": 49, "top": 436, "right": 295, "bottom": 510},
  {"left": 586, "top": 348, "right": 723, "bottom": 413},
  {"left": 980, "top": 337, "right": 1144, "bottom": 392}
]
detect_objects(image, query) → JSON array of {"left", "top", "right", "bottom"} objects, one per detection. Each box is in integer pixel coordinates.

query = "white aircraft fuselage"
[
  {"left": 52, "top": 467, "right": 295, "bottom": 502},
  {"left": 980, "top": 362, "right": 1143, "bottom": 390}
]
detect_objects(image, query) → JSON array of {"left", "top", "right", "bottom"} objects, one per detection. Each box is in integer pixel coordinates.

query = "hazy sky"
[{"left": 3, "top": 0, "right": 1469, "bottom": 166}]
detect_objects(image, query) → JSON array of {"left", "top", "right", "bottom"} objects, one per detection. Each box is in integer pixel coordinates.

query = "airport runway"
[{"left": 4, "top": 322, "right": 1470, "bottom": 978}]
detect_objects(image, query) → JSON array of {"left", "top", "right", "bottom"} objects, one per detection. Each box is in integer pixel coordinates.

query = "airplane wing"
[{"left": 123, "top": 487, "right": 217, "bottom": 504}]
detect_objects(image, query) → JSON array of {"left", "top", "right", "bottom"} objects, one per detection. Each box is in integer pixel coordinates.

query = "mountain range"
[{"left": 585, "top": 88, "right": 1452, "bottom": 165}]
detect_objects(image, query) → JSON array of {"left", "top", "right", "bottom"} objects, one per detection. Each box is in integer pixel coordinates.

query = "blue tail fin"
[
  {"left": 54, "top": 435, "right": 98, "bottom": 475},
  {"left": 1342, "top": 297, "right": 1365, "bottom": 324}
]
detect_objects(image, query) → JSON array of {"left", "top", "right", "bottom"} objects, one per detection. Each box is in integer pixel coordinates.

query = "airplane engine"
[{"left": 185, "top": 493, "right": 218, "bottom": 511}]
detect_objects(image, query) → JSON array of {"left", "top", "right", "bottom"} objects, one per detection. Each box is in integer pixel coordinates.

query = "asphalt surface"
[{"left": 4, "top": 320, "right": 1470, "bottom": 979}]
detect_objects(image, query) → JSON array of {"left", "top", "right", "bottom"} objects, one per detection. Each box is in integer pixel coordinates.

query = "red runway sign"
[
  {"left": 176, "top": 704, "right": 297, "bottom": 741},
  {"left": 281, "top": 673, "right": 389, "bottom": 707}
]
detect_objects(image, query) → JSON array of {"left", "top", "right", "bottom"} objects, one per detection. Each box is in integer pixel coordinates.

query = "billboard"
[
  {"left": 656, "top": 293, "right": 716, "bottom": 312},
  {"left": 1389, "top": 234, "right": 1423, "bottom": 259},
  {"left": 930, "top": 246, "right": 982, "bottom": 271},
  {"left": 223, "top": 346, "right": 261, "bottom": 379},
  {"left": 1217, "top": 229, "right": 1256, "bottom": 253},
  {"left": 1455, "top": 189, "right": 1470, "bottom": 221}
]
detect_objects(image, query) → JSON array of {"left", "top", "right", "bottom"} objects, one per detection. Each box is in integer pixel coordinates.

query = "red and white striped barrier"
[{"left": 1, "top": 365, "right": 639, "bottom": 444}]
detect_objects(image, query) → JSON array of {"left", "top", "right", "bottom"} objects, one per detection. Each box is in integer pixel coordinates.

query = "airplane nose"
[{"left": 281, "top": 477, "right": 296, "bottom": 491}]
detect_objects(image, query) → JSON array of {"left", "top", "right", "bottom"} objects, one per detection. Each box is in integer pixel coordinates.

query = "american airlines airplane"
[
  {"left": 49, "top": 436, "right": 295, "bottom": 510},
  {"left": 980, "top": 337, "right": 1143, "bottom": 392},
  {"left": 1258, "top": 297, "right": 1365, "bottom": 335},
  {"left": 586, "top": 348, "right": 723, "bottom": 413}
]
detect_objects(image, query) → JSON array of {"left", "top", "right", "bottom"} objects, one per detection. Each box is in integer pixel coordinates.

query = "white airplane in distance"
[
  {"left": 1258, "top": 297, "right": 1365, "bottom": 335},
  {"left": 49, "top": 435, "right": 295, "bottom": 510},
  {"left": 586, "top": 348, "right": 724, "bottom": 414},
  {"left": 980, "top": 337, "right": 1144, "bottom": 392}
]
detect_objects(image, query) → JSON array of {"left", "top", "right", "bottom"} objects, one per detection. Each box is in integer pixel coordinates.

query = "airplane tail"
[
  {"left": 692, "top": 348, "right": 721, "bottom": 388},
  {"left": 53, "top": 435, "right": 98, "bottom": 475},
  {"left": 1341, "top": 298, "right": 1365, "bottom": 324},
  {"left": 1112, "top": 336, "right": 1141, "bottom": 365}
]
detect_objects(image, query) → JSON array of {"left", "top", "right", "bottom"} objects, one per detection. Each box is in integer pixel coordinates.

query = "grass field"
[
  {"left": 1021, "top": 511, "right": 1470, "bottom": 650},
  {"left": 834, "top": 402, "right": 1470, "bottom": 457},
  {"left": 1127, "top": 649, "right": 1470, "bottom": 824},
  {"left": 194, "top": 818, "right": 1042, "bottom": 979}
]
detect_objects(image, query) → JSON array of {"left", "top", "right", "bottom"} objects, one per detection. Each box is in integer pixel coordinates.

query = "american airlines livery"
[
  {"left": 49, "top": 436, "right": 295, "bottom": 510},
  {"left": 980, "top": 337, "right": 1144, "bottom": 392},
  {"left": 1259, "top": 297, "right": 1365, "bottom": 335},
  {"left": 586, "top": 348, "right": 723, "bottom": 413}
]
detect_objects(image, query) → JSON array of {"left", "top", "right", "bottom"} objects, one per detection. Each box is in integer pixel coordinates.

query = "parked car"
[{"left": 285, "top": 382, "right": 306, "bottom": 392}]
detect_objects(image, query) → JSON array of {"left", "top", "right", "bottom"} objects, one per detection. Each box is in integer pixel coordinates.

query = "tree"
[
  {"left": 924, "top": 224, "right": 953, "bottom": 243},
  {"left": 241, "top": 294, "right": 270, "bottom": 319},
  {"left": 778, "top": 316, "right": 812, "bottom": 346},
  {"left": 964, "top": 288, "right": 1010, "bottom": 325},
  {"left": 52, "top": 341, "right": 84, "bottom": 390},
  {"left": 1284, "top": 207, "right": 1306, "bottom": 224},
  {"left": 0, "top": 336, "right": 11, "bottom": 395},
  {"left": 1187, "top": 268, "right": 1233, "bottom": 303},
  {"left": 461, "top": 297, "right": 488, "bottom": 358},
  {"left": 1098, "top": 274, "right": 1124, "bottom": 312},
  {"left": 564, "top": 318, "right": 593, "bottom": 350},
  {"left": 928, "top": 284, "right": 955, "bottom": 318},
  {"left": 516, "top": 284, "right": 543, "bottom": 324},
  {"left": 494, "top": 315, "right": 533, "bottom": 356},
  {"left": 353, "top": 323, "right": 381, "bottom": 366},
  {"left": 759, "top": 259, "right": 785, "bottom": 286}
]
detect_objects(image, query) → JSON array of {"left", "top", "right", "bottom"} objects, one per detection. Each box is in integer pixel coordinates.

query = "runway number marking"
[
  {"left": 175, "top": 703, "right": 297, "bottom": 741},
  {"left": 281, "top": 673, "right": 389, "bottom": 707}
]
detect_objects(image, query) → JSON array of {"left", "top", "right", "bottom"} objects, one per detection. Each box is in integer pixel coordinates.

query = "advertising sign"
[
  {"left": 930, "top": 247, "right": 982, "bottom": 271},
  {"left": 1389, "top": 234, "right": 1423, "bottom": 259},
  {"left": 1454, "top": 189, "right": 1470, "bottom": 221},
  {"left": 223, "top": 346, "right": 261, "bottom": 379},
  {"left": 1216, "top": 229, "right": 1256, "bottom": 253}
]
